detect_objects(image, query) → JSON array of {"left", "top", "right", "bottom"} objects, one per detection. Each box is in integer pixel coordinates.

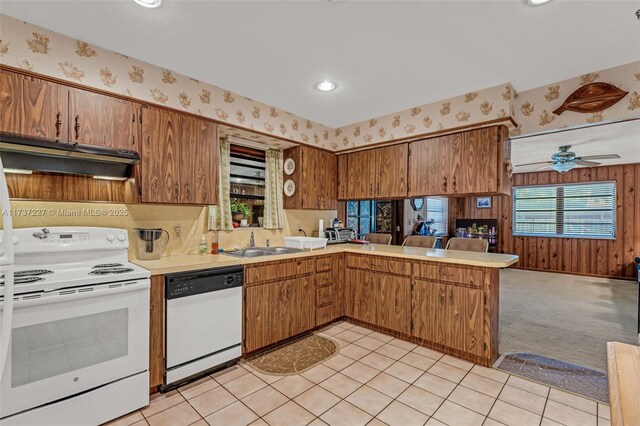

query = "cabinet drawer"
[
  {"left": 415, "top": 263, "right": 484, "bottom": 287},
  {"left": 316, "top": 305, "right": 332, "bottom": 326},
  {"left": 316, "top": 256, "right": 333, "bottom": 272},
  {"left": 316, "top": 271, "right": 334, "bottom": 287},
  {"left": 245, "top": 258, "right": 315, "bottom": 285},
  {"left": 316, "top": 286, "right": 333, "bottom": 307},
  {"left": 346, "top": 254, "right": 410, "bottom": 276}
]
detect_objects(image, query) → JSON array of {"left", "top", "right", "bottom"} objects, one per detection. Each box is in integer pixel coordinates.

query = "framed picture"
[
  {"left": 476, "top": 197, "right": 492, "bottom": 209},
  {"left": 410, "top": 198, "right": 424, "bottom": 211}
]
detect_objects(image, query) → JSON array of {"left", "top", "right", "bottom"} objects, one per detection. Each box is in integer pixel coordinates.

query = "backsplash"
[{"left": 2, "top": 200, "right": 336, "bottom": 260}]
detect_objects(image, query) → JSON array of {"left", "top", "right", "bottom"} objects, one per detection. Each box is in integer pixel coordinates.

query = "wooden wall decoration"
[
  {"left": 450, "top": 164, "right": 640, "bottom": 280},
  {"left": 552, "top": 82, "right": 628, "bottom": 115}
]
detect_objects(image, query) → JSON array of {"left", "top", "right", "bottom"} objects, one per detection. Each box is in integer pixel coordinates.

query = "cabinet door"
[
  {"left": 244, "top": 283, "right": 277, "bottom": 353},
  {"left": 0, "top": 71, "right": 66, "bottom": 140},
  {"left": 286, "top": 277, "right": 315, "bottom": 337},
  {"left": 337, "top": 154, "right": 349, "bottom": 200},
  {"left": 140, "top": 106, "right": 181, "bottom": 203},
  {"left": 408, "top": 138, "right": 445, "bottom": 196},
  {"left": 375, "top": 144, "right": 408, "bottom": 198},
  {"left": 461, "top": 127, "right": 498, "bottom": 194},
  {"left": 344, "top": 268, "right": 376, "bottom": 323},
  {"left": 300, "top": 148, "right": 321, "bottom": 209},
  {"left": 377, "top": 273, "right": 411, "bottom": 333},
  {"left": 320, "top": 150, "right": 338, "bottom": 209},
  {"left": 347, "top": 150, "right": 374, "bottom": 199},
  {"left": 447, "top": 132, "right": 463, "bottom": 195},
  {"left": 331, "top": 255, "right": 344, "bottom": 320},
  {"left": 446, "top": 284, "right": 465, "bottom": 351},
  {"left": 411, "top": 280, "right": 436, "bottom": 342},
  {"left": 463, "top": 287, "right": 484, "bottom": 356},
  {"left": 181, "top": 116, "right": 218, "bottom": 205},
  {"left": 69, "top": 88, "right": 136, "bottom": 149}
]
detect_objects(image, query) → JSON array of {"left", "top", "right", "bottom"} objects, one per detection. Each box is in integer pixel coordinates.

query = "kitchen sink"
[{"left": 223, "top": 247, "right": 304, "bottom": 258}]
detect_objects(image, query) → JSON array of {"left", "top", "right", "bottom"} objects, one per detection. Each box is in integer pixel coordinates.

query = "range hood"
[{"left": 0, "top": 132, "right": 140, "bottom": 179}]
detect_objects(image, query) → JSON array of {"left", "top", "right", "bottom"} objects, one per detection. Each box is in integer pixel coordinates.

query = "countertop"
[{"left": 132, "top": 243, "right": 519, "bottom": 275}]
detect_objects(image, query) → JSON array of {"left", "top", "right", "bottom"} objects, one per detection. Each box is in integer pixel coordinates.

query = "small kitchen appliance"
[
  {"left": 134, "top": 227, "right": 169, "bottom": 260},
  {"left": 0, "top": 227, "right": 150, "bottom": 426},
  {"left": 324, "top": 228, "right": 356, "bottom": 244}
]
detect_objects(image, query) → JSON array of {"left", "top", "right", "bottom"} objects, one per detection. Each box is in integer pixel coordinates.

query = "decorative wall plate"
[
  {"left": 552, "top": 82, "right": 628, "bottom": 115},
  {"left": 284, "top": 179, "right": 296, "bottom": 197},
  {"left": 284, "top": 158, "right": 296, "bottom": 175}
]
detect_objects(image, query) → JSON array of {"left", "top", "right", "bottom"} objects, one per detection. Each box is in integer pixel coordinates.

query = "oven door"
[{"left": 0, "top": 280, "right": 150, "bottom": 419}]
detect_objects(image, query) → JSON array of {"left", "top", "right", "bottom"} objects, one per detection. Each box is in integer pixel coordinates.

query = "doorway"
[{"left": 346, "top": 200, "right": 404, "bottom": 244}]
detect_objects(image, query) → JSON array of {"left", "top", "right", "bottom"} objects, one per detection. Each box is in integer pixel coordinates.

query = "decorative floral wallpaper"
[
  {"left": 334, "top": 83, "right": 515, "bottom": 150},
  {"left": 512, "top": 61, "right": 640, "bottom": 137},
  {"left": 1, "top": 14, "right": 639, "bottom": 153},
  {"left": 0, "top": 14, "right": 334, "bottom": 149}
]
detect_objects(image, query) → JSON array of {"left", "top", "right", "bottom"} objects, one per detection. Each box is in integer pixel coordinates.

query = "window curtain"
[
  {"left": 263, "top": 149, "right": 284, "bottom": 229},
  {"left": 208, "top": 137, "right": 233, "bottom": 231}
]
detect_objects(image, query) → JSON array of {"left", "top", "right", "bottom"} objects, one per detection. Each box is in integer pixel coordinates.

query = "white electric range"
[{"left": 0, "top": 227, "right": 150, "bottom": 426}]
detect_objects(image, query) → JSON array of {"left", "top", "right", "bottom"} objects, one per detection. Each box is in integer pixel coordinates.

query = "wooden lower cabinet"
[
  {"left": 244, "top": 276, "right": 315, "bottom": 353},
  {"left": 149, "top": 275, "right": 165, "bottom": 390},
  {"left": 377, "top": 273, "right": 411, "bottom": 334},
  {"left": 344, "top": 268, "right": 377, "bottom": 324},
  {"left": 411, "top": 279, "right": 484, "bottom": 356}
]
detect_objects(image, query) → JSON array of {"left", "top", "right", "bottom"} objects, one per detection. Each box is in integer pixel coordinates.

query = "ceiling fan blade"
[
  {"left": 576, "top": 160, "right": 601, "bottom": 167},
  {"left": 514, "top": 161, "right": 553, "bottom": 167},
  {"left": 534, "top": 164, "right": 552, "bottom": 171},
  {"left": 578, "top": 154, "right": 621, "bottom": 160}
]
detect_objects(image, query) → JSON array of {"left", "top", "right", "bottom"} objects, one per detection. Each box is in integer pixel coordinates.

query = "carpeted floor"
[{"left": 499, "top": 268, "right": 638, "bottom": 371}]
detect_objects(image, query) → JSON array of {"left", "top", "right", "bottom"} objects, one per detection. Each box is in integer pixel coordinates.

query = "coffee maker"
[{"left": 134, "top": 228, "right": 169, "bottom": 260}]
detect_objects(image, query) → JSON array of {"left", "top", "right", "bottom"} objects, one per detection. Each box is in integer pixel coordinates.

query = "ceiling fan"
[{"left": 515, "top": 145, "right": 621, "bottom": 173}]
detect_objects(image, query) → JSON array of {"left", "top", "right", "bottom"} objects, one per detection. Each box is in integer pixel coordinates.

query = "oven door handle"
[{"left": 6, "top": 280, "right": 150, "bottom": 309}]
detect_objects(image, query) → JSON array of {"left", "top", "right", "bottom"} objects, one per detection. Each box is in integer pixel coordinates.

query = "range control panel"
[{"left": 165, "top": 266, "right": 244, "bottom": 300}]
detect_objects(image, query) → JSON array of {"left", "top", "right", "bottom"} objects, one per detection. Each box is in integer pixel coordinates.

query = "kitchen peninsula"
[{"left": 134, "top": 244, "right": 518, "bottom": 389}]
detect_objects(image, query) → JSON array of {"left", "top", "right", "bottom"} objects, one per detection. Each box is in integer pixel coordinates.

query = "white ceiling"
[
  {"left": 2, "top": 1, "right": 639, "bottom": 128},
  {"left": 511, "top": 119, "right": 640, "bottom": 173}
]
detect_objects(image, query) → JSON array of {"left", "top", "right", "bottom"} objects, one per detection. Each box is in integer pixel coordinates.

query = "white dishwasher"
[{"left": 164, "top": 266, "right": 243, "bottom": 387}]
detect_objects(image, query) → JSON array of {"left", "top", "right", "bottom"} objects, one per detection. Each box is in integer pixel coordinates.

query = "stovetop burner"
[
  {"left": 0, "top": 269, "right": 53, "bottom": 279},
  {"left": 92, "top": 263, "right": 124, "bottom": 269},
  {"left": 89, "top": 268, "right": 134, "bottom": 275},
  {"left": 0, "top": 276, "right": 45, "bottom": 286}
]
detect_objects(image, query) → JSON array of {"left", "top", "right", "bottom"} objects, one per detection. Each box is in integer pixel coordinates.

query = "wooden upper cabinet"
[
  {"left": 347, "top": 149, "right": 374, "bottom": 199},
  {"left": 0, "top": 71, "right": 67, "bottom": 140},
  {"left": 409, "top": 125, "right": 511, "bottom": 197},
  {"left": 283, "top": 145, "right": 337, "bottom": 210},
  {"left": 68, "top": 88, "right": 137, "bottom": 150},
  {"left": 344, "top": 144, "right": 408, "bottom": 200},
  {"left": 180, "top": 115, "right": 218, "bottom": 205},
  {"left": 375, "top": 144, "right": 408, "bottom": 198},
  {"left": 140, "top": 106, "right": 181, "bottom": 203},
  {"left": 337, "top": 154, "right": 349, "bottom": 200},
  {"left": 141, "top": 106, "right": 219, "bottom": 205}
]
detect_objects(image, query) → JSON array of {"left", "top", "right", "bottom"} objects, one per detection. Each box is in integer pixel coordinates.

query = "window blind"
[
  {"left": 426, "top": 197, "right": 448, "bottom": 236},
  {"left": 513, "top": 182, "right": 616, "bottom": 239}
]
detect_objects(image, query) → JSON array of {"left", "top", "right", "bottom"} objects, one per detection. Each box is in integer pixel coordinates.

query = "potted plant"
[{"left": 231, "top": 201, "right": 251, "bottom": 225}]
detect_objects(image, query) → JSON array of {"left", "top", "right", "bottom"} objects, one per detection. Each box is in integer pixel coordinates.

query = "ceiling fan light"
[
  {"left": 134, "top": 0, "right": 162, "bottom": 8},
  {"left": 524, "top": 0, "right": 552, "bottom": 5},
  {"left": 551, "top": 162, "right": 574, "bottom": 173}
]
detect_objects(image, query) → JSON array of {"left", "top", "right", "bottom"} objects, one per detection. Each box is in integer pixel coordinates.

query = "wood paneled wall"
[{"left": 450, "top": 164, "right": 640, "bottom": 279}]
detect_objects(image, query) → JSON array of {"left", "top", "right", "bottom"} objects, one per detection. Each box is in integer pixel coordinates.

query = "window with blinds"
[
  {"left": 513, "top": 182, "right": 616, "bottom": 239},
  {"left": 426, "top": 197, "right": 448, "bottom": 236}
]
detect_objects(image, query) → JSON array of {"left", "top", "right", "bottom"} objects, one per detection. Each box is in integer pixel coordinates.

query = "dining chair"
[
  {"left": 364, "top": 233, "right": 392, "bottom": 245},
  {"left": 445, "top": 237, "right": 489, "bottom": 252},
  {"left": 402, "top": 235, "right": 437, "bottom": 248}
]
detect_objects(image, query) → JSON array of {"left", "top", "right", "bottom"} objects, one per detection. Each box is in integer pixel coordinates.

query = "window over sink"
[{"left": 230, "top": 145, "right": 265, "bottom": 228}]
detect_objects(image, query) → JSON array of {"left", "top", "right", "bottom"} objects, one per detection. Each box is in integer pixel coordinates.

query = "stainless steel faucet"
[{"left": 249, "top": 231, "right": 255, "bottom": 248}]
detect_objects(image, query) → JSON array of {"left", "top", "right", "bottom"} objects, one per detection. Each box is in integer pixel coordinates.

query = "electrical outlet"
[{"left": 174, "top": 225, "right": 182, "bottom": 238}]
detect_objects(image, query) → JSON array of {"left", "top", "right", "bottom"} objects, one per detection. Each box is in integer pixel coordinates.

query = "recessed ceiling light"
[
  {"left": 524, "top": 0, "right": 552, "bottom": 5},
  {"left": 134, "top": 0, "right": 162, "bottom": 8},
  {"left": 316, "top": 81, "right": 337, "bottom": 92}
]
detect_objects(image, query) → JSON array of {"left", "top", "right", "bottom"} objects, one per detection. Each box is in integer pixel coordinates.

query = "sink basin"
[{"left": 223, "top": 247, "right": 304, "bottom": 258}]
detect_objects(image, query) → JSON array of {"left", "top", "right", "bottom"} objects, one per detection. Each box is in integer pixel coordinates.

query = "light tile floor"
[{"left": 106, "top": 320, "right": 610, "bottom": 426}]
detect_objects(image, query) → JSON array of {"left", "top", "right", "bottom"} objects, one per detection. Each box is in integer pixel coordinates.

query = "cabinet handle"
[
  {"left": 442, "top": 176, "right": 448, "bottom": 192},
  {"left": 452, "top": 175, "right": 457, "bottom": 193},
  {"left": 439, "top": 291, "right": 445, "bottom": 304},
  {"left": 185, "top": 183, "right": 191, "bottom": 201},
  {"left": 438, "top": 267, "right": 453, "bottom": 278},
  {"left": 175, "top": 183, "right": 180, "bottom": 201},
  {"left": 55, "top": 112, "right": 62, "bottom": 139},
  {"left": 74, "top": 115, "right": 80, "bottom": 140},
  {"left": 449, "top": 289, "right": 453, "bottom": 304},
  {"left": 286, "top": 287, "right": 291, "bottom": 299}
]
